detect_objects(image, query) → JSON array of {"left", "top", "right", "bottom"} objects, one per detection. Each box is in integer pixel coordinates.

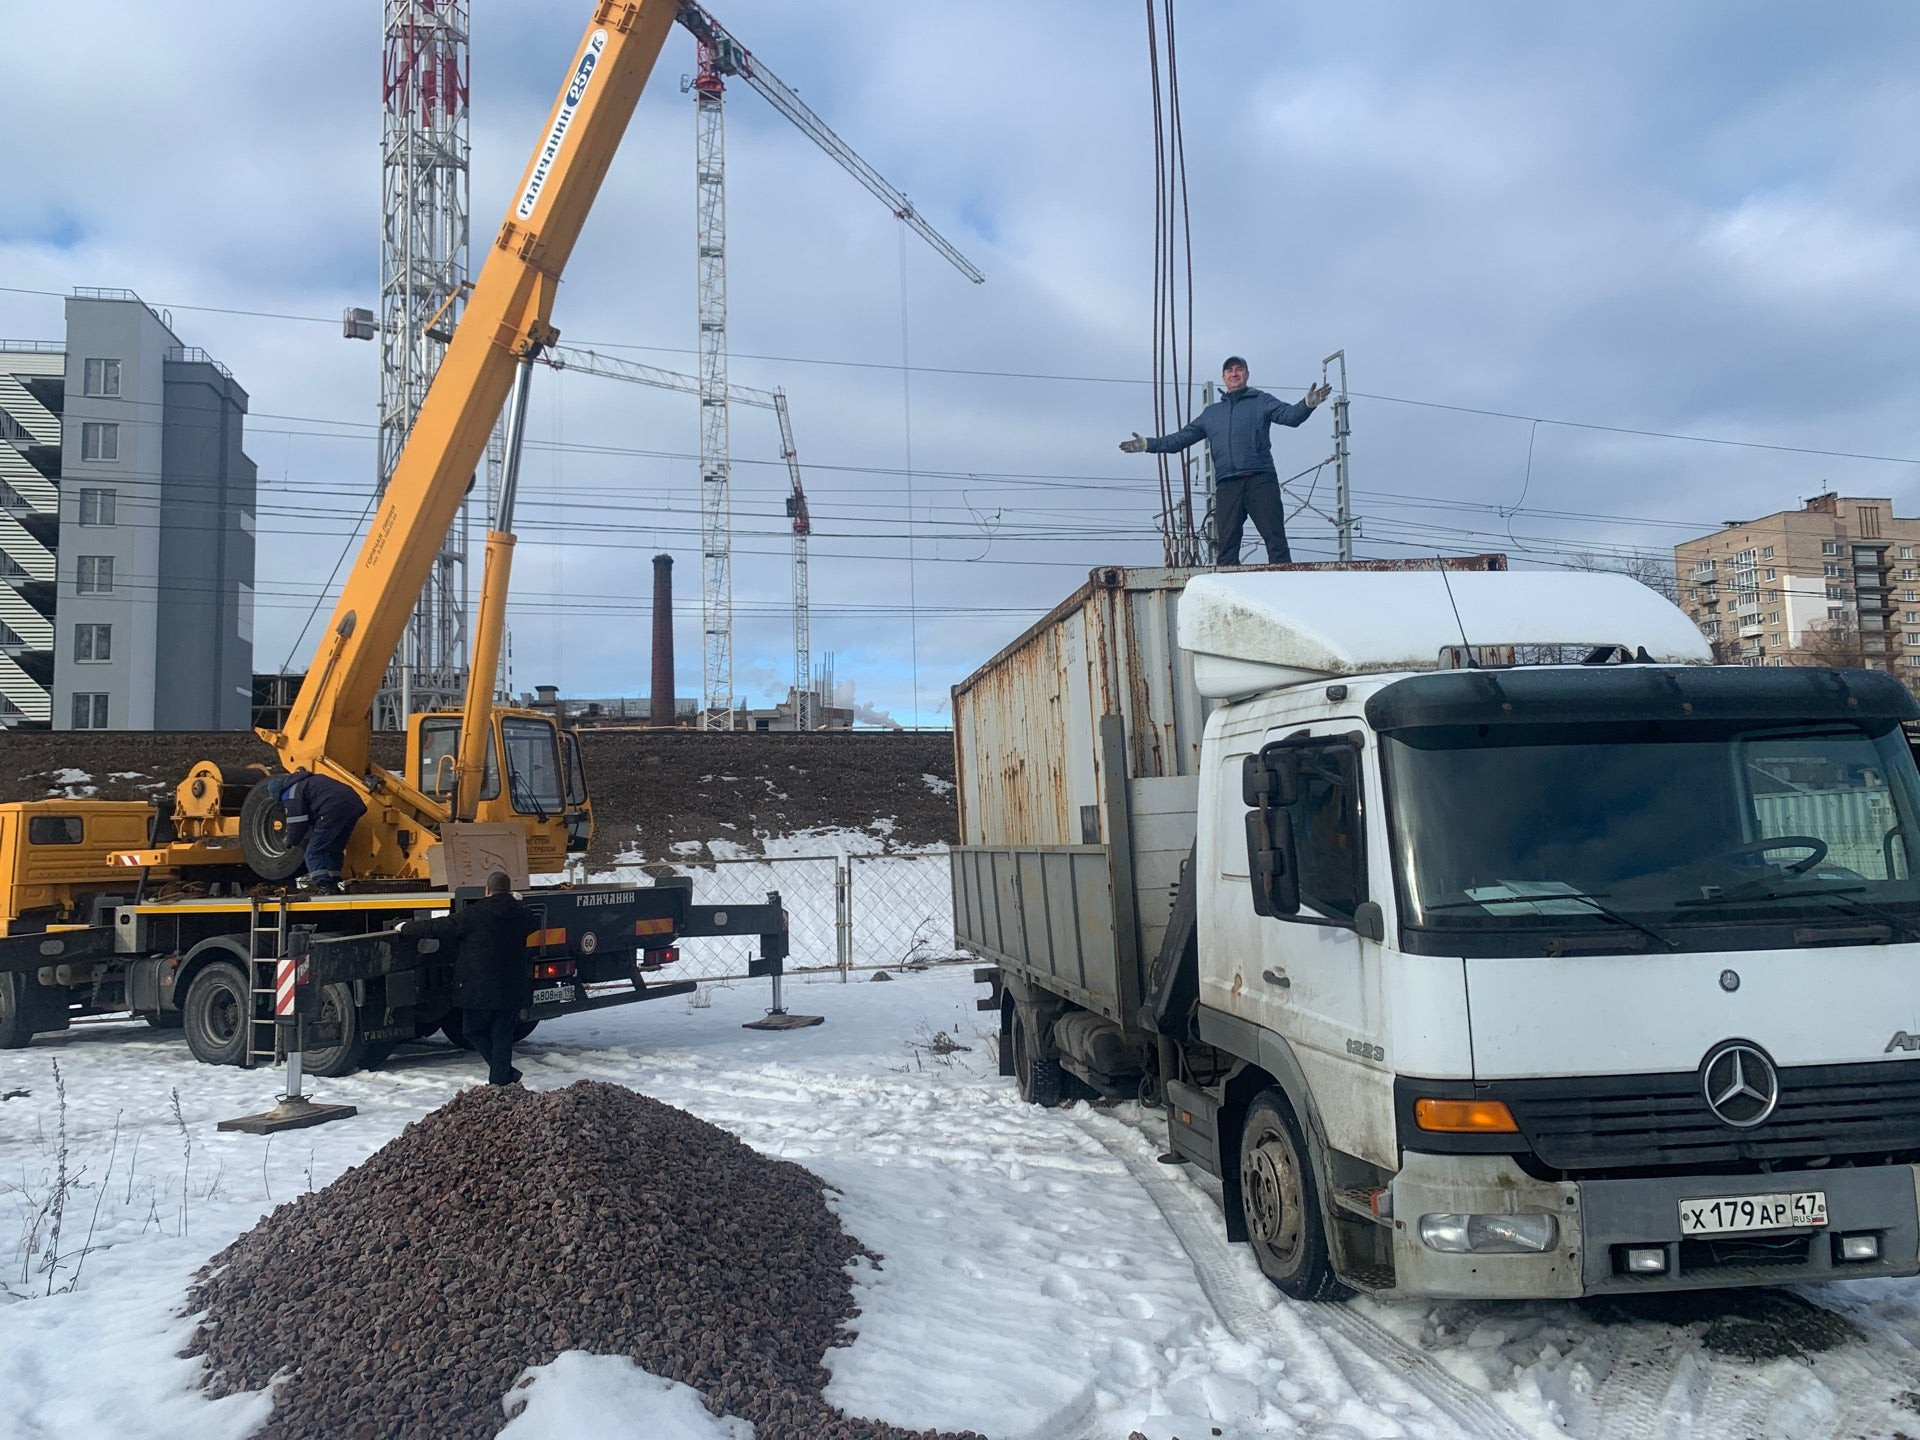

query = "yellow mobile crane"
[
  {"left": 122, "top": 1, "right": 681, "bottom": 886},
  {"left": 0, "top": 2, "right": 793, "bottom": 1065}
]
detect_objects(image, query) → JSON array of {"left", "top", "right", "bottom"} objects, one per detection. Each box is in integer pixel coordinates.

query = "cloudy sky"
[{"left": 5, "top": 1, "right": 1918, "bottom": 726}]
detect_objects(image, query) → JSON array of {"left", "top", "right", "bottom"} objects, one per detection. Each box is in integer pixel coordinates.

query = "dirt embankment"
[{"left": 0, "top": 729, "right": 958, "bottom": 868}]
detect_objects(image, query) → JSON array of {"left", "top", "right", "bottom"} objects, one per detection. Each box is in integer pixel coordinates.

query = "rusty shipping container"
[{"left": 950, "top": 558, "right": 1508, "bottom": 1026}]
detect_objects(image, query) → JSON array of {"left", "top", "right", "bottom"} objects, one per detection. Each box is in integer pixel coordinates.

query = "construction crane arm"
[
  {"left": 273, "top": 1, "right": 681, "bottom": 782},
  {"left": 544, "top": 344, "right": 779, "bottom": 409},
  {"left": 674, "top": 1, "right": 984, "bottom": 285}
]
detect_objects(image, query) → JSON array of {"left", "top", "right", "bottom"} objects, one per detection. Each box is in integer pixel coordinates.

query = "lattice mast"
[
  {"left": 673, "top": 2, "right": 983, "bottom": 731},
  {"left": 774, "top": 390, "right": 811, "bottom": 731},
  {"left": 376, "top": 0, "right": 473, "bottom": 728},
  {"left": 690, "top": 40, "right": 734, "bottom": 728}
]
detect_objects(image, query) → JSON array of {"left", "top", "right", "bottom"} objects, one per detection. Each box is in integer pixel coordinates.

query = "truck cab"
[
  {"left": 955, "top": 564, "right": 1920, "bottom": 1302},
  {"left": 407, "top": 708, "right": 594, "bottom": 873}
]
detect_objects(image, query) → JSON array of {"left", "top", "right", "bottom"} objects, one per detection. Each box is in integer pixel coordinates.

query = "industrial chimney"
[{"left": 650, "top": 554, "right": 675, "bottom": 727}]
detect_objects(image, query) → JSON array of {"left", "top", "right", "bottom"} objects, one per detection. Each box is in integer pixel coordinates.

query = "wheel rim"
[
  {"left": 205, "top": 984, "right": 241, "bottom": 1047},
  {"left": 1244, "top": 1123, "right": 1306, "bottom": 1267}
]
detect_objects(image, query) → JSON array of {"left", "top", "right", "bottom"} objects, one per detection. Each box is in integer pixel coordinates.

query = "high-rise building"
[
  {"left": 0, "top": 289, "right": 256, "bottom": 729},
  {"left": 1673, "top": 494, "right": 1920, "bottom": 681}
]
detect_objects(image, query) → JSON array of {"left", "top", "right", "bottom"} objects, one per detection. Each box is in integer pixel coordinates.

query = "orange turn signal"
[{"left": 1414, "top": 1098, "right": 1519, "bottom": 1134}]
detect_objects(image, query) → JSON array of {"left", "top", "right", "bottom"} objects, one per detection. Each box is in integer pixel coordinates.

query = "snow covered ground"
[{"left": 3, "top": 966, "right": 1920, "bottom": 1440}]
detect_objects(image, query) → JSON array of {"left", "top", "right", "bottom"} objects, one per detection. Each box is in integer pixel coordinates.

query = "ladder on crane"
[{"left": 245, "top": 897, "right": 291, "bottom": 1070}]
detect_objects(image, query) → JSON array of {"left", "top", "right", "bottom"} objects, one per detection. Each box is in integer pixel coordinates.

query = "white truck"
[{"left": 953, "top": 562, "right": 1920, "bottom": 1300}]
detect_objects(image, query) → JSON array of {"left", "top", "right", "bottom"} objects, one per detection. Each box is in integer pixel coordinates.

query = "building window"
[
  {"left": 1827, "top": 585, "right": 1846, "bottom": 600},
  {"left": 1824, "top": 562, "right": 1843, "bottom": 577},
  {"left": 72, "top": 623, "right": 110, "bottom": 663},
  {"left": 75, "top": 556, "right": 113, "bottom": 594},
  {"left": 1823, "top": 540, "right": 1841, "bottom": 556},
  {"left": 1907, "top": 633, "right": 1920, "bottom": 646},
  {"left": 1903, "top": 569, "right": 1915, "bottom": 581},
  {"left": 1764, "top": 568, "right": 1776, "bottom": 580},
  {"left": 79, "top": 421, "right": 119, "bottom": 462},
  {"left": 77, "top": 488, "right": 116, "bottom": 527},
  {"left": 1767, "top": 612, "right": 1781, "bottom": 624},
  {"left": 1762, "top": 546, "right": 1775, "bottom": 558},
  {"left": 1906, "top": 590, "right": 1918, "bottom": 602},
  {"left": 70, "top": 693, "right": 108, "bottom": 730},
  {"left": 82, "top": 358, "right": 121, "bottom": 398},
  {"left": 1829, "top": 607, "right": 1846, "bottom": 620},
  {"left": 1902, "top": 546, "right": 1914, "bottom": 560}
]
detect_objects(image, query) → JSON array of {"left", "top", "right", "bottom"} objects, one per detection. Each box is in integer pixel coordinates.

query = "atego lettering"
[{"left": 1887, "top": 1031, "right": 1920, "bottom": 1053}]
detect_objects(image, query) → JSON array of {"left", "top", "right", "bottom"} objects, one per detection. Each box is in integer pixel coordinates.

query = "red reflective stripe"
[{"left": 274, "top": 957, "right": 297, "bottom": 1017}]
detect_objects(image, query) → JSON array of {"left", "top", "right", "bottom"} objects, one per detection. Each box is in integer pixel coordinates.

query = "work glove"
[{"left": 1119, "top": 432, "right": 1148, "bottom": 453}]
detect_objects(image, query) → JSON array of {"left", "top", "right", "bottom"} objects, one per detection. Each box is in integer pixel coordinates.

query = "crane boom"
[
  {"left": 273, "top": 1, "right": 681, "bottom": 780},
  {"left": 673, "top": 2, "right": 985, "bottom": 285}
]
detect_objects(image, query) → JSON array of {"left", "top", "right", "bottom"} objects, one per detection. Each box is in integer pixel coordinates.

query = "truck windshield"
[
  {"left": 1384, "top": 719, "right": 1920, "bottom": 947},
  {"left": 502, "top": 717, "right": 565, "bottom": 817}
]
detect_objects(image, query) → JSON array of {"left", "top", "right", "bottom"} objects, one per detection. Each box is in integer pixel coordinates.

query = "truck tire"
[
  {"left": 239, "top": 778, "right": 306, "bottom": 882},
  {"left": 1238, "top": 1091, "right": 1348, "bottom": 1301},
  {"left": 303, "top": 982, "right": 367, "bottom": 1077},
  {"left": 183, "top": 961, "right": 250, "bottom": 1067},
  {"left": 1010, "top": 1004, "right": 1065, "bottom": 1107},
  {"left": 0, "top": 974, "right": 33, "bottom": 1050}
]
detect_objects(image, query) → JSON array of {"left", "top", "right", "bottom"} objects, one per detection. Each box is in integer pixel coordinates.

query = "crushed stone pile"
[{"left": 186, "top": 1082, "right": 986, "bottom": 1440}]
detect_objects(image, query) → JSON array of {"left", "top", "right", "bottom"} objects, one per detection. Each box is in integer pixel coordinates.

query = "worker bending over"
[
  {"left": 269, "top": 768, "right": 366, "bottom": 896},
  {"left": 1121, "top": 356, "right": 1331, "bottom": 565},
  {"left": 398, "top": 871, "right": 541, "bottom": 1086}
]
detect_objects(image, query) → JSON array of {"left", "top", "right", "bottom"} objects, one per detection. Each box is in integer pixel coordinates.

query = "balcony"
[{"left": 1691, "top": 562, "right": 1718, "bottom": 582}]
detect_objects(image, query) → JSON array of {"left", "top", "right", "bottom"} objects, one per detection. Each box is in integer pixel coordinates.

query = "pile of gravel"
[{"left": 186, "top": 1082, "right": 985, "bottom": 1440}]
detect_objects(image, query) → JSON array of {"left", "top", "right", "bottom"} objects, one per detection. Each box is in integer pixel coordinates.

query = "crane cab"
[{"left": 407, "top": 708, "right": 593, "bottom": 873}]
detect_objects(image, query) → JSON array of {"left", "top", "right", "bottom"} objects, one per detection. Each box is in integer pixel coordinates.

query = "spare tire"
[{"left": 239, "top": 778, "right": 305, "bottom": 882}]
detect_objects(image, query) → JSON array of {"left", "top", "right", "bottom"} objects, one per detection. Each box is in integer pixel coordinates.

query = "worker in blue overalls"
[{"left": 269, "top": 770, "right": 367, "bottom": 895}]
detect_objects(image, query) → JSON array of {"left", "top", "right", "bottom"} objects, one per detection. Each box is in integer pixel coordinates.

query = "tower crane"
[
  {"left": 542, "top": 344, "right": 816, "bottom": 729},
  {"left": 671, "top": 1, "right": 984, "bottom": 729}
]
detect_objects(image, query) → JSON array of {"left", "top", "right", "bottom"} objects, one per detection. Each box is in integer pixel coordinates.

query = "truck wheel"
[
  {"left": 0, "top": 974, "right": 33, "bottom": 1050},
  {"left": 440, "top": 1012, "right": 473, "bottom": 1049},
  {"left": 1010, "top": 1005, "right": 1065, "bottom": 1107},
  {"left": 183, "top": 962, "right": 250, "bottom": 1067},
  {"left": 1238, "top": 1091, "right": 1348, "bottom": 1301},
  {"left": 303, "top": 982, "right": 366, "bottom": 1077},
  {"left": 239, "top": 779, "right": 306, "bottom": 882}
]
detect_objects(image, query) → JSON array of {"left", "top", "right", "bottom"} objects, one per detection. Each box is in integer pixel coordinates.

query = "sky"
[{"left": 4, "top": 1, "right": 1919, "bottom": 726}]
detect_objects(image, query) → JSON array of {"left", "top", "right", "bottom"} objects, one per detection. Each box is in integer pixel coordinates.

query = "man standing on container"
[
  {"left": 397, "top": 871, "right": 540, "bottom": 1086},
  {"left": 1120, "top": 357, "right": 1331, "bottom": 565}
]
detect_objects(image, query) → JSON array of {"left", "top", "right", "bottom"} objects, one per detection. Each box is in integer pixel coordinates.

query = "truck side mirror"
[
  {"left": 1242, "top": 750, "right": 1300, "bottom": 808},
  {"left": 1244, "top": 804, "right": 1301, "bottom": 917}
]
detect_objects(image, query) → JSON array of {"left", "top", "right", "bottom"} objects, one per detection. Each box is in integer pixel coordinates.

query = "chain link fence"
[{"left": 638, "top": 849, "right": 960, "bottom": 984}]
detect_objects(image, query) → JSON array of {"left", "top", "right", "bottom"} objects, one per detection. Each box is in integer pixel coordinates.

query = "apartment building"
[
  {"left": 0, "top": 289, "right": 255, "bottom": 729},
  {"left": 1673, "top": 494, "right": 1920, "bottom": 679}
]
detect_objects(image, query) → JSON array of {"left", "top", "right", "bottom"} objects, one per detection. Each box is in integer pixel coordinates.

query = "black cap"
[{"left": 1221, "top": 355, "right": 1248, "bottom": 372}]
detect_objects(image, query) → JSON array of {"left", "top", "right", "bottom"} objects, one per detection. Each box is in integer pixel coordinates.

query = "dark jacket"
[
  {"left": 272, "top": 771, "right": 367, "bottom": 846},
  {"left": 1146, "top": 387, "right": 1317, "bottom": 477},
  {"left": 403, "top": 893, "right": 540, "bottom": 1011}
]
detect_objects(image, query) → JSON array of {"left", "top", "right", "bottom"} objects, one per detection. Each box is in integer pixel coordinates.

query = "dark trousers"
[
  {"left": 303, "top": 820, "right": 354, "bottom": 886},
  {"left": 1215, "top": 472, "right": 1291, "bottom": 566},
  {"left": 463, "top": 1006, "right": 520, "bottom": 1085}
]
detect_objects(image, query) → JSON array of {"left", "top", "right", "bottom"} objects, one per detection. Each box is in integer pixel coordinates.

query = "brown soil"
[{"left": 0, "top": 729, "right": 958, "bottom": 869}]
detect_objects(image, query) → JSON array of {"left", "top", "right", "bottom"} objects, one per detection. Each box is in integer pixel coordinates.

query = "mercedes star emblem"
[{"left": 1702, "top": 1041, "right": 1779, "bottom": 1128}]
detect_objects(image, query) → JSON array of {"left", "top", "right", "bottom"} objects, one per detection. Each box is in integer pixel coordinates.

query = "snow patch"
[
  {"left": 921, "top": 773, "right": 955, "bottom": 797},
  {"left": 500, "top": 1353, "right": 754, "bottom": 1439}
]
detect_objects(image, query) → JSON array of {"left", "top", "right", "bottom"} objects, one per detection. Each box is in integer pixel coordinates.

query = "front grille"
[{"left": 1500, "top": 1059, "right": 1920, "bottom": 1172}]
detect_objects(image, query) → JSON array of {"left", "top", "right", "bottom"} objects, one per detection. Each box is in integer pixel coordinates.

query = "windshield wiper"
[
  {"left": 1676, "top": 881, "right": 1920, "bottom": 943},
  {"left": 1425, "top": 891, "right": 1679, "bottom": 950}
]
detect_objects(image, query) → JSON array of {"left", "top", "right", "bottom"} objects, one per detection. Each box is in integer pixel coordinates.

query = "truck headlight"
[{"left": 1419, "top": 1212, "right": 1560, "bottom": 1254}]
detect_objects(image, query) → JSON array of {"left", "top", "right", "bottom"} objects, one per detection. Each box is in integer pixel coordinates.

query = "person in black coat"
[{"left": 397, "top": 871, "right": 540, "bottom": 1085}]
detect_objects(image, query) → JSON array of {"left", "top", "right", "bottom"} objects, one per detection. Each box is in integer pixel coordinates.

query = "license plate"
[
  {"left": 1678, "top": 1191, "right": 1827, "bottom": 1236},
  {"left": 531, "top": 984, "right": 576, "bottom": 1007}
]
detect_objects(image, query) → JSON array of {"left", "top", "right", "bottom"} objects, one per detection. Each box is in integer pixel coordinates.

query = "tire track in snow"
[{"left": 1071, "top": 1109, "right": 1544, "bottom": 1440}]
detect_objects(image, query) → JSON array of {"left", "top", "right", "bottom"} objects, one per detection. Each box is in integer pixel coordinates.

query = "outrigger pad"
[
  {"left": 218, "top": 1099, "right": 359, "bottom": 1134},
  {"left": 742, "top": 1012, "right": 825, "bottom": 1031}
]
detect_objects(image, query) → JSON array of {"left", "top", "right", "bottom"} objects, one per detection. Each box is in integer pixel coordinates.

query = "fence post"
[{"left": 836, "top": 854, "right": 851, "bottom": 982}]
